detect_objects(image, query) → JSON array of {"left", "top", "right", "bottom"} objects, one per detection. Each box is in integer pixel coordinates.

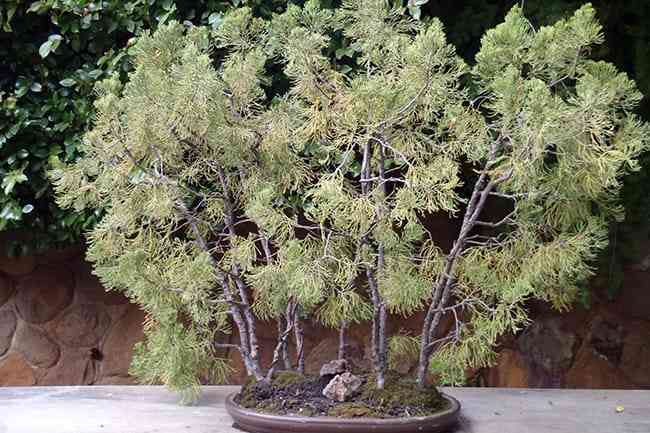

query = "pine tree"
[
  {"left": 52, "top": 0, "right": 649, "bottom": 400},
  {"left": 273, "top": 0, "right": 466, "bottom": 389},
  {"left": 51, "top": 11, "right": 314, "bottom": 401},
  {"left": 276, "top": 0, "right": 649, "bottom": 389},
  {"left": 414, "top": 2, "right": 649, "bottom": 387}
]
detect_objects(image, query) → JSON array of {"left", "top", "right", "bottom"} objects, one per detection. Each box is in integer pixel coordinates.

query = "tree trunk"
[
  {"left": 416, "top": 144, "right": 512, "bottom": 388},
  {"left": 360, "top": 140, "right": 387, "bottom": 389},
  {"left": 278, "top": 317, "right": 292, "bottom": 370},
  {"left": 338, "top": 321, "right": 349, "bottom": 360},
  {"left": 294, "top": 310, "right": 305, "bottom": 374}
]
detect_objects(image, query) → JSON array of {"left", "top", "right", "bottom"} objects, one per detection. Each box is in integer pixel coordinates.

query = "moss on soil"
[
  {"left": 360, "top": 371, "right": 445, "bottom": 414},
  {"left": 271, "top": 370, "right": 306, "bottom": 387},
  {"left": 235, "top": 370, "right": 448, "bottom": 418},
  {"left": 237, "top": 376, "right": 260, "bottom": 408},
  {"left": 327, "top": 402, "right": 381, "bottom": 417}
]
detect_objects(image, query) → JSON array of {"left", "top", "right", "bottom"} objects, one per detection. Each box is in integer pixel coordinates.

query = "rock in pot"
[
  {"left": 322, "top": 372, "right": 362, "bottom": 402},
  {"left": 320, "top": 359, "right": 349, "bottom": 377}
]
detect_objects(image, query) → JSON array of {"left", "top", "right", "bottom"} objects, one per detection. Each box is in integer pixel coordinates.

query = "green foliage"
[
  {"left": 52, "top": 1, "right": 650, "bottom": 399},
  {"left": 0, "top": 0, "right": 288, "bottom": 254},
  {"left": 279, "top": 0, "right": 468, "bottom": 331},
  {"left": 317, "top": 289, "right": 374, "bottom": 328},
  {"left": 279, "top": 0, "right": 649, "bottom": 385},
  {"left": 421, "top": 0, "right": 650, "bottom": 301},
  {"left": 388, "top": 333, "right": 420, "bottom": 370},
  {"left": 52, "top": 15, "right": 307, "bottom": 397},
  {"left": 5, "top": 0, "right": 650, "bottom": 270},
  {"left": 131, "top": 319, "right": 232, "bottom": 404},
  {"left": 426, "top": 3, "right": 649, "bottom": 381}
]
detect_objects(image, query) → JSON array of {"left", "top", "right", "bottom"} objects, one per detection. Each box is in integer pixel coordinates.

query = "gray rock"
[
  {"left": 322, "top": 372, "right": 362, "bottom": 402},
  {"left": 319, "top": 359, "right": 348, "bottom": 377}
]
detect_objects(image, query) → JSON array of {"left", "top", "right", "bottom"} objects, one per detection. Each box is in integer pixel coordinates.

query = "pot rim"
[{"left": 225, "top": 391, "right": 461, "bottom": 426}]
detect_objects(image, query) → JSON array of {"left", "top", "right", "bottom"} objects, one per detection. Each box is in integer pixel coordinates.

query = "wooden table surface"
[{"left": 0, "top": 386, "right": 647, "bottom": 433}]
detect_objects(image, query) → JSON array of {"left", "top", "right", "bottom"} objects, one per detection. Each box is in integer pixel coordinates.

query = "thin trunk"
[
  {"left": 376, "top": 140, "right": 388, "bottom": 384},
  {"left": 361, "top": 138, "right": 388, "bottom": 389},
  {"left": 128, "top": 144, "right": 266, "bottom": 380},
  {"left": 338, "top": 320, "right": 349, "bottom": 360},
  {"left": 360, "top": 140, "right": 387, "bottom": 389},
  {"left": 416, "top": 146, "right": 512, "bottom": 388},
  {"left": 261, "top": 237, "right": 273, "bottom": 264},
  {"left": 231, "top": 271, "right": 260, "bottom": 364},
  {"left": 220, "top": 277, "right": 264, "bottom": 379},
  {"left": 262, "top": 235, "right": 292, "bottom": 371},
  {"left": 216, "top": 167, "right": 264, "bottom": 380},
  {"left": 175, "top": 199, "right": 264, "bottom": 380},
  {"left": 294, "top": 310, "right": 305, "bottom": 374},
  {"left": 366, "top": 264, "right": 385, "bottom": 389},
  {"left": 267, "top": 301, "right": 296, "bottom": 380},
  {"left": 277, "top": 317, "right": 292, "bottom": 370}
]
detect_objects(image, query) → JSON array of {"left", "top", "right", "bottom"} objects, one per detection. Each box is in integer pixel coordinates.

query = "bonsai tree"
[
  {"left": 51, "top": 10, "right": 323, "bottom": 401},
  {"left": 413, "top": 2, "right": 649, "bottom": 387},
  {"left": 276, "top": 0, "right": 649, "bottom": 391},
  {"left": 53, "top": 0, "right": 648, "bottom": 413},
  {"left": 273, "top": 0, "right": 467, "bottom": 389}
]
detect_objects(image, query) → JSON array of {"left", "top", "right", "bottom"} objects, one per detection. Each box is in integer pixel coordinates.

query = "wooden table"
[{"left": 0, "top": 386, "right": 647, "bottom": 433}]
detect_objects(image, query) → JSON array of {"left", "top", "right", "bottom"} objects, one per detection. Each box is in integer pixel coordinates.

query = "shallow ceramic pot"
[{"left": 225, "top": 393, "right": 461, "bottom": 433}]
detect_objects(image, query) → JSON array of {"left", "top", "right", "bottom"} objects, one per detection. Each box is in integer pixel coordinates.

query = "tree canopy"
[{"left": 53, "top": 1, "right": 649, "bottom": 399}]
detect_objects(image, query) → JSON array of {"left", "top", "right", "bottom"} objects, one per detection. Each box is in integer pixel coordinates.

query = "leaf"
[
  {"left": 59, "top": 78, "right": 76, "bottom": 87},
  {"left": 2, "top": 171, "right": 28, "bottom": 195},
  {"left": 208, "top": 12, "right": 223, "bottom": 29},
  {"left": 2, "top": 6, "right": 16, "bottom": 32},
  {"left": 0, "top": 203, "right": 23, "bottom": 221},
  {"left": 157, "top": 3, "right": 177, "bottom": 24},
  {"left": 15, "top": 78, "right": 29, "bottom": 97},
  {"left": 22, "top": 204, "right": 34, "bottom": 214},
  {"left": 27, "top": 2, "right": 43, "bottom": 13},
  {"left": 38, "top": 40, "right": 52, "bottom": 58},
  {"left": 30, "top": 82, "right": 42, "bottom": 92},
  {"left": 39, "top": 34, "right": 63, "bottom": 58},
  {"left": 88, "top": 69, "right": 103, "bottom": 79}
]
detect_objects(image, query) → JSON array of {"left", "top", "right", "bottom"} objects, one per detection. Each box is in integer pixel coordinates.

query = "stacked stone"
[
  {"left": 0, "top": 247, "right": 144, "bottom": 386},
  {"left": 2, "top": 243, "right": 650, "bottom": 389}
]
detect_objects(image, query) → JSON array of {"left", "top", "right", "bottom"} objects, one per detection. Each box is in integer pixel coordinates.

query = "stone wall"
[
  {"left": 1, "top": 242, "right": 649, "bottom": 389},
  {"left": 221, "top": 243, "right": 650, "bottom": 389},
  {"left": 222, "top": 279, "right": 650, "bottom": 389},
  {"left": 480, "top": 265, "right": 650, "bottom": 389},
  {"left": 0, "top": 246, "right": 144, "bottom": 386}
]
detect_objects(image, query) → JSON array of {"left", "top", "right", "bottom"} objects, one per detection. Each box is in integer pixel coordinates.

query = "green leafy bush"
[{"left": 0, "top": 0, "right": 288, "bottom": 254}]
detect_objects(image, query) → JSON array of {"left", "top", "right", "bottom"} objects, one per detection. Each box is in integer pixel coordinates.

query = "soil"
[{"left": 235, "top": 370, "right": 448, "bottom": 418}]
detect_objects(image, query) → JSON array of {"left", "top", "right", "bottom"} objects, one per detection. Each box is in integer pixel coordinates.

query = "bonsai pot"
[{"left": 225, "top": 392, "right": 461, "bottom": 433}]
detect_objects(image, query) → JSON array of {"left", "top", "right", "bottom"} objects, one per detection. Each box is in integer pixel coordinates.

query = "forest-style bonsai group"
[{"left": 53, "top": 0, "right": 648, "bottom": 414}]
